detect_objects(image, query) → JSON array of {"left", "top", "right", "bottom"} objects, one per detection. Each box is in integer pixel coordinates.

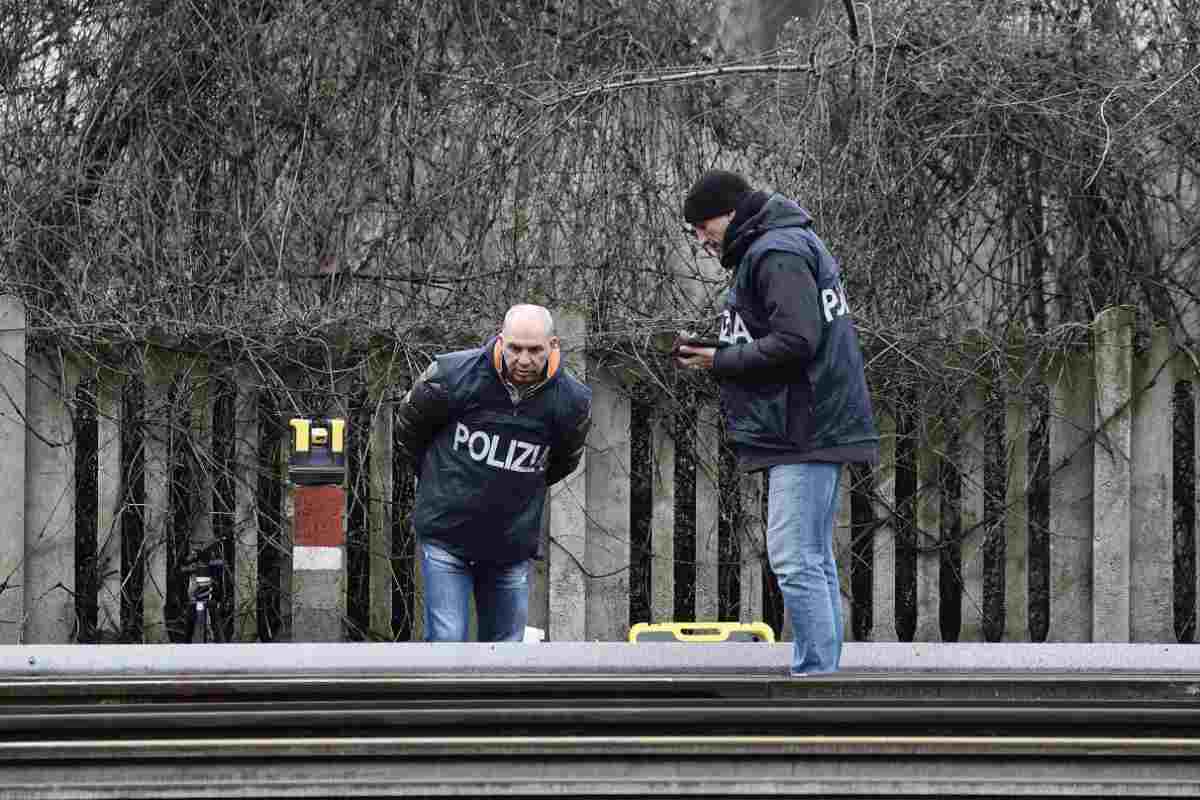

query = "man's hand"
[
  {"left": 673, "top": 331, "right": 718, "bottom": 371},
  {"left": 674, "top": 344, "right": 717, "bottom": 370}
]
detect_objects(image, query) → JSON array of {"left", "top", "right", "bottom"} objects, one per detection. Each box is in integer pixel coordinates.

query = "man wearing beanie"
[{"left": 676, "top": 169, "right": 879, "bottom": 675}]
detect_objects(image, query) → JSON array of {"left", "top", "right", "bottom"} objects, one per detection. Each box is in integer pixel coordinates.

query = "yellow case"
[{"left": 628, "top": 621, "right": 775, "bottom": 643}]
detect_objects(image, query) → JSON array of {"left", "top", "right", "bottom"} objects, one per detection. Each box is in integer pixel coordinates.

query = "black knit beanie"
[{"left": 682, "top": 170, "right": 753, "bottom": 225}]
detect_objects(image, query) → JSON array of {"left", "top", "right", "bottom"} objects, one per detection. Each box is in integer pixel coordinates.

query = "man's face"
[
  {"left": 692, "top": 212, "right": 733, "bottom": 257},
  {"left": 501, "top": 318, "right": 558, "bottom": 385}
]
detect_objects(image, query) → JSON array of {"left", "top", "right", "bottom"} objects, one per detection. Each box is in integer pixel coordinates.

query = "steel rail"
[
  {"left": 5, "top": 734, "right": 1200, "bottom": 759},
  {"left": 3, "top": 702, "right": 1200, "bottom": 734},
  {"left": 1, "top": 734, "right": 1199, "bottom": 798}
]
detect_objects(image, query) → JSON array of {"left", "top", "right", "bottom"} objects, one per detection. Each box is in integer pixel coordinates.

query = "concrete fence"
[{"left": 1, "top": 297, "right": 1197, "bottom": 644}]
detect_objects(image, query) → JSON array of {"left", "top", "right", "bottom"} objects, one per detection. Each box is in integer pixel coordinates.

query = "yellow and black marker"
[
  {"left": 287, "top": 417, "right": 347, "bottom": 485},
  {"left": 628, "top": 621, "right": 775, "bottom": 643}
]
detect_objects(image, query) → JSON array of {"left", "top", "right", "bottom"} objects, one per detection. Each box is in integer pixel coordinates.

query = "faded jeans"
[
  {"left": 419, "top": 539, "right": 531, "bottom": 642},
  {"left": 767, "top": 462, "right": 844, "bottom": 674}
]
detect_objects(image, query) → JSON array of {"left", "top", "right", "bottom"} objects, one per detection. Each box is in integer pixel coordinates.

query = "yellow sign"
[{"left": 628, "top": 621, "right": 775, "bottom": 643}]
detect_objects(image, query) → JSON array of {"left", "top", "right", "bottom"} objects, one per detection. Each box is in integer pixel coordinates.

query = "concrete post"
[
  {"left": 914, "top": 424, "right": 942, "bottom": 642},
  {"left": 549, "top": 312, "right": 587, "bottom": 641},
  {"left": 650, "top": 411, "right": 676, "bottom": 622},
  {"left": 694, "top": 402, "right": 720, "bottom": 622},
  {"left": 959, "top": 380, "right": 987, "bottom": 641},
  {"left": 289, "top": 483, "right": 346, "bottom": 641},
  {"left": 233, "top": 371, "right": 259, "bottom": 641},
  {"left": 0, "top": 297, "right": 26, "bottom": 644},
  {"left": 287, "top": 417, "right": 347, "bottom": 642},
  {"left": 1092, "top": 306, "right": 1134, "bottom": 642},
  {"left": 1046, "top": 351, "right": 1094, "bottom": 641},
  {"left": 24, "top": 352, "right": 78, "bottom": 643},
  {"left": 96, "top": 369, "right": 124, "bottom": 637},
  {"left": 871, "top": 413, "right": 899, "bottom": 641},
  {"left": 1005, "top": 384, "right": 1030, "bottom": 641},
  {"left": 585, "top": 364, "right": 631, "bottom": 641},
  {"left": 1130, "top": 327, "right": 1173, "bottom": 642}
]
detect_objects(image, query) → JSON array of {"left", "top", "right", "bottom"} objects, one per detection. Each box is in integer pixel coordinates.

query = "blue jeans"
[
  {"left": 767, "top": 462, "right": 843, "bottom": 674},
  {"left": 420, "top": 540, "right": 531, "bottom": 642}
]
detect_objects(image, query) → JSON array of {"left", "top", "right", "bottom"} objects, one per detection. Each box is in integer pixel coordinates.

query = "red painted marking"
[{"left": 294, "top": 485, "right": 346, "bottom": 547}]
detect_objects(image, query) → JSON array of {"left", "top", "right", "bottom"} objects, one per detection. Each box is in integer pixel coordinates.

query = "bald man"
[{"left": 395, "top": 305, "right": 592, "bottom": 642}]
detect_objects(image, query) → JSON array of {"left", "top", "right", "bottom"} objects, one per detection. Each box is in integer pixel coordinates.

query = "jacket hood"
[{"left": 721, "top": 194, "right": 814, "bottom": 269}]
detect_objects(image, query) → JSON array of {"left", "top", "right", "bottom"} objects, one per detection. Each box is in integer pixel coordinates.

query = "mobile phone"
[{"left": 678, "top": 337, "right": 726, "bottom": 349}]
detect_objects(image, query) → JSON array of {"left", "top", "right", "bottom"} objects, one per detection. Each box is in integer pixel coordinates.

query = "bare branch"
[{"left": 543, "top": 60, "right": 835, "bottom": 106}]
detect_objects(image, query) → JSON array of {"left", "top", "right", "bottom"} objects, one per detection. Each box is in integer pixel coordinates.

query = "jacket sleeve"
[
  {"left": 545, "top": 389, "right": 592, "bottom": 487},
  {"left": 394, "top": 360, "right": 451, "bottom": 466},
  {"left": 710, "top": 249, "right": 823, "bottom": 377}
]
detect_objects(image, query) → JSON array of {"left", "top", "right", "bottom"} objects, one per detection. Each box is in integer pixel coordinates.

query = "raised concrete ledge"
[{"left": 1, "top": 642, "right": 1198, "bottom": 678}]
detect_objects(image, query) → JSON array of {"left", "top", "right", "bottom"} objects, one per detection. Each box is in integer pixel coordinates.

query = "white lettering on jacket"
[
  {"left": 453, "top": 422, "right": 550, "bottom": 473},
  {"left": 822, "top": 282, "right": 850, "bottom": 323},
  {"left": 720, "top": 310, "right": 754, "bottom": 344}
]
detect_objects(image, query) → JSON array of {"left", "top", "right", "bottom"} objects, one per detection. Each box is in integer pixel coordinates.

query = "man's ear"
[{"left": 549, "top": 336, "right": 561, "bottom": 351}]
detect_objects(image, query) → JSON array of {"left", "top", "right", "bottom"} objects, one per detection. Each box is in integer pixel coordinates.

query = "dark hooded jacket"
[
  {"left": 394, "top": 337, "right": 592, "bottom": 563},
  {"left": 711, "top": 193, "right": 878, "bottom": 471}
]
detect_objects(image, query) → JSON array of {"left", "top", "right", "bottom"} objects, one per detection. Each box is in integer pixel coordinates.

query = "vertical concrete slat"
[
  {"left": 185, "top": 358, "right": 213, "bottom": 553},
  {"left": 549, "top": 312, "right": 587, "bottom": 641},
  {"left": 0, "top": 297, "right": 26, "bottom": 644},
  {"left": 960, "top": 382, "right": 987, "bottom": 642},
  {"left": 585, "top": 364, "right": 631, "bottom": 641},
  {"left": 142, "top": 350, "right": 174, "bottom": 643},
  {"left": 24, "top": 353, "right": 78, "bottom": 643},
  {"left": 694, "top": 402, "right": 720, "bottom": 622},
  {"left": 233, "top": 371, "right": 259, "bottom": 641},
  {"left": 1131, "top": 327, "right": 1174, "bottom": 642},
  {"left": 527, "top": 495, "right": 550, "bottom": 638},
  {"left": 367, "top": 348, "right": 395, "bottom": 641},
  {"left": 871, "top": 413, "right": 899, "bottom": 641},
  {"left": 914, "top": 427, "right": 942, "bottom": 642},
  {"left": 411, "top": 475, "right": 424, "bottom": 642},
  {"left": 276, "top": 423, "right": 292, "bottom": 642},
  {"left": 833, "top": 466, "right": 853, "bottom": 641},
  {"left": 96, "top": 369, "right": 124, "bottom": 637},
  {"left": 281, "top": 481, "right": 296, "bottom": 642},
  {"left": 650, "top": 411, "right": 676, "bottom": 622},
  {"left": 1005, "top": 387, "right": 1030, "bottom": 641},
  {"left": 1046, "top": 352, "right": 1095, "bottom": 641},
  {"left": 1092, "top": 306, "right": 1134, "bottom": 642},
  {"left": 1195, "top": 366, "right": 1200, "bottom": 643},
  {"left": 739, "top": 471, "right": 765, "bottom": 626}
]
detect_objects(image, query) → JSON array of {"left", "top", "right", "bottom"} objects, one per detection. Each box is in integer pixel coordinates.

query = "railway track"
[{"left": 1, "top": 643, "right": 1198, "bottom": 797}]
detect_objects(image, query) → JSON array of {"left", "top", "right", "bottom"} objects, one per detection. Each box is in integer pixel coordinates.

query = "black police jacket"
[
  {"left": 395, "top": 337, "right": 592, "bottom": 563},
  {"left": 712, "top": 195, "right": 879, "bottom": 470}
]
